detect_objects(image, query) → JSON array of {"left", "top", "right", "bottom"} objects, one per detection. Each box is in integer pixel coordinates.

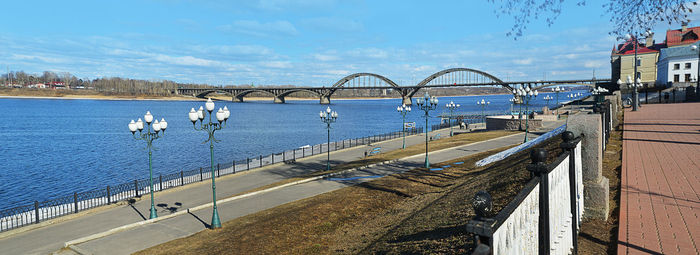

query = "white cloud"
[
  {"left": 513, "top": 58, "right": 534, "bottom": 65},
  {"left": 583, "top": 60, "right": 605, "bottom": 68},
  {"left": 219, "top": 20, "right": 298, "bottom": 37}
]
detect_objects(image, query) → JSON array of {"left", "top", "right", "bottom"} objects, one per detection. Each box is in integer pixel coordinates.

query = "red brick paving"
[{"left": 618, "top": 103, "right": 700, "bottom": 255}]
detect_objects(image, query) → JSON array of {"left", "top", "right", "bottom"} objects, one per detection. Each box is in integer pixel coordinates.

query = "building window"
[
  {"left": 674, "top": 74, "right": 680, "bottom": 82},
  {"left": 686, "top": 63, "right": 692, "bottom": 69},
  {"left": 685, "top": 74, "right": 691, "bottom": 82},
  {"left": 636, "top": 59, "right": 642, "bottom": 66},
  {"left": 636, "top": 72, "right": 641, "bottom": 79},
  {"left": 674, "top": 63, "right": 680, "bottom": 70}
]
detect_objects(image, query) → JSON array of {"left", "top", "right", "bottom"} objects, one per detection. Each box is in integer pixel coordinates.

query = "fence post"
[
  {"left": 134, "top": 179, "right": 139, "bottom": 196},
  {"left": 247, "top": 158, "right": 250, "bottom": 170},
  {"left": 233, "top": 160, "right": 236, "bottom": 173},
  {"left": 107, "top": 186, "right": 111, "bottom": 204},
  {"left": 74, "top": 192, "right": 79, "bottom": 214},
  {"left": 159, "top": 175, "right": 163, "bottom": 191},
  {"left": 283, "top": 151, "right": 286, "bottom": 161},
  {"left": 260, "top": 155, "right": 263, "bottom": 167},
  {"left": 526, "top": 148, "right": 550, "bottom": 255},
  {"left": 560, "top": 131, "right": 579, "bottom": 254},
  {"left": 34, "top": 201, "right": 40, "bottom": 224},
  {"left": 180, "top": 171, "right": 184, "bottom": 186},
  {"left": 217, "top": 163, "right": 220, "bottom": 177},
  {"left": 199, "top": 167, "right": 203, "bottom": 181}
]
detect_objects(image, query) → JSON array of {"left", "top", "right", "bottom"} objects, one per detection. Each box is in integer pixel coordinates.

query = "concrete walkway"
[
  {"left": 618, "top": 103, "right": 700, "bottom": 255},
  {"left": 0, "top": 122, "right": 561, "bottom": 255}
]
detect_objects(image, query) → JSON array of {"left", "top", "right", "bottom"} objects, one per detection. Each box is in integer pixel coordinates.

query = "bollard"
[
  {"left": 34, "top": 201, "right": 40, "bottom": 224},
  {"left": 74, "top": 192, "right": 79, "bottom": 213},
  {"left": 526, "top": 148, "right": 549, "bottom": 255},
  {"left": 107, "top": 186, "right": 111, "bottom": 204},
  {"left": 560, "top": 131, "right": 579, "bottom": 254}
]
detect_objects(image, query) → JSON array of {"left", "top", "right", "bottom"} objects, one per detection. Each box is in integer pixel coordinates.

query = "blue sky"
[{"left": 0, "top": 0, "right": 688, "bottom": 86}]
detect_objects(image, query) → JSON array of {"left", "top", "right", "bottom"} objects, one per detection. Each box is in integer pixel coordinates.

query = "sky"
[{"left": 0, "top": 0, "right": 693, "bottom": 86}]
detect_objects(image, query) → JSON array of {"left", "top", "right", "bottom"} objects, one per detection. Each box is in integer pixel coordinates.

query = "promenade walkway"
[
  {"left": 0, "top": 122, "right": 560, "bottom": 255},
  {"left": 618, "top": 102, "right": 700, "bottom": 254}
]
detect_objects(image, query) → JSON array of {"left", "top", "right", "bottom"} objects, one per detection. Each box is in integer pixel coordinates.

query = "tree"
[{"left": 489, "top": 0, "right": 697, "bottom": 39}]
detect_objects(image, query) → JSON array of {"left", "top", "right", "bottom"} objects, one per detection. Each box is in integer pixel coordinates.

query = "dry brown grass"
[{"left": 137, "top": 133, "right": 564, "bottom": 255}]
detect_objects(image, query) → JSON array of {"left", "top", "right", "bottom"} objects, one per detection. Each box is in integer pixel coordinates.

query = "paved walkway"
[
  {"left": 0, "top": 121, "right": 562, "bottom": 255},
  {"left": 618, "top": 102, "right": 700, "bottom": 255}
]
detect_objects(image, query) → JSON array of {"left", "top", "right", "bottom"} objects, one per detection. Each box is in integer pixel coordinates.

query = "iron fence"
[{"left": 0, "top": 127, "right": 422, "bottom": 232}]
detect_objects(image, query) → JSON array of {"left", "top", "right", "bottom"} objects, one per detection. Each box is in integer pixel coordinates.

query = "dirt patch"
[
  {"left": 137, "top": 134, "right": 563, "bottom": 255},
  {"left": 576, "top": 114, "right": 623, "bottom": 254}
]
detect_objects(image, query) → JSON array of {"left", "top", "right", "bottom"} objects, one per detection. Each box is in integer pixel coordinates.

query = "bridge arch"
[
  {"left": 330, "top": 73, "right": 400, "bottom": 90},
  {"left": 532, "top": 83, "right": 596, "bottom": 91},
  {"left": 196, "top": 89, "right": 231, "bottom": 98},
  {"left": 277, "top": 89, "right": 321, "bottom": 98},
  {"left": 413, "top": 68, "right": 510, "bottom": 97}
]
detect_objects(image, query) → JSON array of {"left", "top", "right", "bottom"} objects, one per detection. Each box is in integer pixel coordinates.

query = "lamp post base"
[
  {"left": 149, "top": 206, "right": 157, "bottom": 219},
  {"left": 424, "top": 156, "right": 430, "bottom": 168},
  {"left": 211, "top": 208, "right": 222, "bottom": 229}
]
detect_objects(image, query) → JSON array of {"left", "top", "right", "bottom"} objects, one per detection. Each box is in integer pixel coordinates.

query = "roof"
[
  {"left": 659, "top": 41, "right": 700, "bottom": 61},
  {"left": 613, "top": 37, "right": 663, "bottom": 55},
  {"left": 665, "top": 26, "right": 700, "bottom": 47}
]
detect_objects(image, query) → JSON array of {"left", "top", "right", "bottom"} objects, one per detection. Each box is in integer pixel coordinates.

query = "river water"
[{"left": 0, "top": 91, "right": 586, "bottom": 209}]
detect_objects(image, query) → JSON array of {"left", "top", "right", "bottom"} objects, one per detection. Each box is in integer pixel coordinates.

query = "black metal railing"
[{"left": 0, "top": 127, "right": 422, "bottom": 232}]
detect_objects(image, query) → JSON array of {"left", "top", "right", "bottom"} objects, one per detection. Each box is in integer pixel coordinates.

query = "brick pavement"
[{"left": 619, "top": 103, "right": 700, "bottom": 255}]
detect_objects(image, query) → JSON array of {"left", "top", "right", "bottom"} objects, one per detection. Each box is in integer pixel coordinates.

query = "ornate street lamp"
[
  {"left": 445, "top": 101, "right": 460, "bottom": 137},
  {"left": 476, "top": 99, "right": 489, "bottom": 124},
  {"left": 515, "top": 85, "right": 538, "bottom": 142},
  {"left": 320, "top": 106, "right": 338, "bottom": 170},
  {"left": 415, "top": 92, "right": 438, "bottom": 168},
  {"left": 691, "top": 44, "right": 700, "bottom": 96},
  {"left": 543, "top": 95, "right": 553, "bottom": 110},
  {"left": 397, "top": 104, "right": 411, "bottom": 149},
  {"left": 508, "top": 97, "right": 517, "bottom": 116},
  {"left": 188, "top": 98, "right": 230, "bottom": 229},
  {"left": 128, "top": 111, "right": 167, "bottom": 219},
  {"left": 552, "top": 86, "right": 563, "bottom": 118},
  {"left": 624, "top": 31, "right": 651, "bottom": 111},
  {"left": 617, "top": 75, "right": 642, "bottom": 108}
]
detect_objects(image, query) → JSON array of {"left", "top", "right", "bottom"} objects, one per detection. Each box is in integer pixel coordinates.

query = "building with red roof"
[
  {"left": 665, "top": 23, "right": 700, "bottom": 47},
  {"left": 610, "top": 33, "right": 663, "bottom": 87}
]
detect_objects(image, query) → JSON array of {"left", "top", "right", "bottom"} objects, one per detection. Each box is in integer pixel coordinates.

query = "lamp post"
[
  {"left": 415, "top": 92, "right": 438, "bottom": 168},
  {"left": 515, "top": 85, "right": 538, "bottom": 143},
  {"left": 188, "top": 98, "right": 230, "bottom": 229},
  {"left": 617, "top": 76, "right": 642, "bottom": 108},
  {"left": 508, "top": 97, "right": 516, "bottom": 116},
  {"left": 691, "top": 44, "right": 700, "bottom": 98},
  {"left": 543, "top": 95, "right": 553, "bottom": 110},
  {"left": 320, "top": 106, "right": 338, "bottom": 170},
  {"left": 552, "top": 86, "right": 562, "bottom": 118},
  {"left": 624, "top": 31, "right": 651, "bottom": 111},
  {"left": 445, "top": 101, "right": 460, "bottom": 137},
  {"left": 476, "top": 99, "right": 489, "bottom": 124},
  {"left": 513, "top": 89, "right": 524, "bottom": 130},
  {"left": 397, "top": 104, "right": 411, "bottom": 149},
  {"left": 128, "top": 112, "right": 167, "bottom": 219}
]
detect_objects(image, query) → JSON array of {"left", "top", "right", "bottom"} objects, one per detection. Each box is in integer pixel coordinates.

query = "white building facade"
[{"left": 657, "top": 42, "right": 700, "bottom": 85}]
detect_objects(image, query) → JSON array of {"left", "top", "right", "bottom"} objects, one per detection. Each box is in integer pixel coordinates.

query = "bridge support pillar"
[
  {"left": 320, "top": 96, "right": 330, "bottom": 105},
  {"left": 233, "top": 95, "right": 244, "bottom": 102},
  {"left": 402, "top": 95, "right": 412, "bottom": 106},
  {"left": 274, "top": 96, "right": 286, "bottom": 104}
]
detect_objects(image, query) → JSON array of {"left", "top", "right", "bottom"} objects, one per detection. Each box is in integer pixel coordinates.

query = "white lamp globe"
[
  {"left": 332, "top": 111, "right": 338, "bottom": 118},
  {"left": 534, "top": 90, "right": 539, "bottom": 96},
  {"left": 326, "top": 107, "right": 331, "bottom": 114},
  {"left": 144, "top": 111, "right": 153, "bottom": 124},
  {"left": 692, "top": 45, "right": 698, "bottom": 51},
  {"left": 189, "top": 108, "right": 198, "bottom": 122},
  {"left": 153, "top": 120, "right": 161, "bottom": 132},
  {"left": 456, "top": 104, "right": 460, "bottom": 107},
  {"left": 136, "top": 118, "right": 144, "bottom": 130},
  {"left": 407, "top": 106, "right": 411, "bottom": 111},
  {"left": 216, "top": 108, "right": 225, "bottom": 122},
  {"left": 205, "top": 98, "right": 215, "bottom": 112},
  {"left": 223, "top": 106, "right": 230, "bottom": 120},
  {"left": 128, "top": 120, "right": 137, "bottom": 133},
  {"left": 160, "top": 118, "right": 167, "bottom": 130},
  {"left": 197, "top": 106, "right": 205, "bottom": 120},
  {"left": 486, "top": 102, "right": 489, "bottom": 105},
  {"left": 397, "top": 106, "right": 401, "bottom": 112},
  {"left": 319, "top": 111, "right": 324, "bottom": 118},
  {"left": 636, "top": 78, "right": 641, "bottom": 84}
]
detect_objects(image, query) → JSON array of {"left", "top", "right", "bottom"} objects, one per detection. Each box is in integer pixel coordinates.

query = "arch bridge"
[{"left": 176, "top": 68, "right": 610, "bottom": 104}]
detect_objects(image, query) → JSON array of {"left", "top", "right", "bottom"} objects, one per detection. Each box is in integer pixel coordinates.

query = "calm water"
[{"left": 0, "top": 91, "right": 586, "bottom": 209}]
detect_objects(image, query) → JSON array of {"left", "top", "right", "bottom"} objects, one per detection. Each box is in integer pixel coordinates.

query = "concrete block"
[
  {"left": 583, "top": 177, "right": 610, "bottom": 220},
  {"left": 566, "top": 113, "right": 610, "bottom": 220}
]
